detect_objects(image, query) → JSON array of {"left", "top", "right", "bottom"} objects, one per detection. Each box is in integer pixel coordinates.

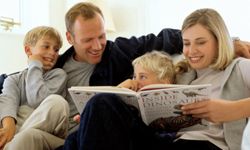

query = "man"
[{"left": 54, "top": 2, "right": 183, "bottom": 134}]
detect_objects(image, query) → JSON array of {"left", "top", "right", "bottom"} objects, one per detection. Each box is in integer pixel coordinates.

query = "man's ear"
[
  {"left": 24, "top": 45, "right": 32, "bottom": 57},
  {"left": 66, "top": 31, "right": 74, "bottom": 45}
]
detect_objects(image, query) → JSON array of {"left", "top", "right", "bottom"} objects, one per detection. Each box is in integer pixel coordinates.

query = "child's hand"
[
  {"left": 0, "top": 117, "right": 16, "bottom": 149},
  {"left": 117, "top": 79, "right": 139, "bottom": 91},
  {"left": 28, "top": 54, "right": 55, "bottom": 71},
  {"left": 73, "top": 114, "right": 81, "bottom": 123},
  {"left": 28, "top": 54, "right": 43, "bottom": 63}
]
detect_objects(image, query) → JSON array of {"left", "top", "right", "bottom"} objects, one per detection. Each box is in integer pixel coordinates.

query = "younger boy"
[
  {"left": 73, "top": 51, "right": 177, "bottom": 122},
  {"left": 0, "top": 26, "right": 69, "bottom": 150},
  {"left": 118, "top": 51, "right": 195, "bottom": 133},
  {"left": 118, "top": 50, "right": 177, "bottom": 91}
]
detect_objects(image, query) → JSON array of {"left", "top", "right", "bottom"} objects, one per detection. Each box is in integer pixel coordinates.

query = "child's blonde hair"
[
  {"left": 132, "top": 51, "right": 176, "bottom": 83},
  {"left": 23, "top": 26, "right": 62, "bottom": 48}
]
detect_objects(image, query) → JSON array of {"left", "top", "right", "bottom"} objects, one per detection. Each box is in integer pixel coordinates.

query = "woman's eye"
[{"left": 197, "top": 41, "right": 206, "bottom": 45}]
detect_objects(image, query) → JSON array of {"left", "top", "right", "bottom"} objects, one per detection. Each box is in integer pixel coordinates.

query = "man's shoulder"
[{"left": 55, "top": 46, "right": 75, "bottom": 68}]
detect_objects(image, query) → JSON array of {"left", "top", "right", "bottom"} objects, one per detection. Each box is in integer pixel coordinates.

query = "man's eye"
[
  {"left": 54, "top": 48, "right": 60, "bottom": 52},
  {"left": 42, "top": 45, "right": 49, "bottom": 49}
]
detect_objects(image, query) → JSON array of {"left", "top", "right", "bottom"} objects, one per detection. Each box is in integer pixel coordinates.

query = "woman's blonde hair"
[
  {"left": 132, "top": 51, "right": 176, "bottom": 83},
  {"left": 23, "top": 26, "right": 62, "bottom": 48},
  {"left": 65, "top": 2, "right": 103, "bottom": 34},
  {"left": 182, "top": 8, "right": 234, "bottom": 70}
]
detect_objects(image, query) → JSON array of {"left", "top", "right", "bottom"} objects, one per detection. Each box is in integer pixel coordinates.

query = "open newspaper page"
[
  {"left": 68, "top": 86, "right": 140, "bottom": 113},
  {"left": 137, "top": 84, "right": 211, "bottom": 132}
]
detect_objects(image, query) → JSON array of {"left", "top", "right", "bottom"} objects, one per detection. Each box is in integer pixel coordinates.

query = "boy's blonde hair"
[
  {"left": 132, "top": 51, "right": 176, "bottom": 83},
  {"left": 23, "top": 26, "right": 62, "bottom": 48}
]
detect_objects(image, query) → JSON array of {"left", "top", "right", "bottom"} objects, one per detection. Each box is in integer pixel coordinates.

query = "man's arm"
[
  {"left": 113, "top": 28, "right": 183, "bottom": 60},
  {"left": 234, "top": 40, "right": 250, "bottom": 58}
]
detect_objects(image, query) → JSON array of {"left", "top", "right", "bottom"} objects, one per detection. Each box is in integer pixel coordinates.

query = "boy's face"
[
  {"left": 25, "top": 36, "right": 60, "bottom": 71},
  {"left": 133, "top": 64, "right": 170, "bottom": 89}
]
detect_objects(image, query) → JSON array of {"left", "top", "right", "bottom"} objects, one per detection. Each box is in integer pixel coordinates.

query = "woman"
[
  {"left": 175, "top": 8, "right": 250, "bottom": 150},
  {"left": 58, "top": 8, "right": 250, "bottom": 150}
]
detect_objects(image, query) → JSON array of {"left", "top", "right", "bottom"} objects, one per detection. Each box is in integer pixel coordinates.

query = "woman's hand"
[
  {"left": 117, "top": 79, "right": 139, "bottom": 91},
  {"left": 0, "top": 117, "right": 16, "bottom": 149},
  {"left": 181, "top": 99, "right": 242, "bottom": 123}
]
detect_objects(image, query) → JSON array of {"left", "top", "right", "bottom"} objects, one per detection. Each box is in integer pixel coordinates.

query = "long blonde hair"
[{"left": 182, "top": 8, "right": 234, "bottom": 70}]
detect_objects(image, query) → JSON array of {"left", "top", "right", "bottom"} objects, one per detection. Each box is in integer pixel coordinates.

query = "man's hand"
[
  {"left": 0, "top": 117, "right": 16, "bottom": 149},
  {"left": 234, "top": 40, "right": 250, "bottom": 58}
]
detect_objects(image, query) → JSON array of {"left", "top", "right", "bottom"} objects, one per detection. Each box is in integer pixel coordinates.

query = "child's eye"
[
  {"left": 140, "top": 75, "right": 147, "bottom": 80},
  {"left": 42, "top": 45, "right": 49, "bottom": 49}
]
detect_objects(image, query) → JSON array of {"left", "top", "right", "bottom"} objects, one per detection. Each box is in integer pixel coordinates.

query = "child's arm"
[
  {"left": 0, "top": 75, "right": 20, "bottom": 124},
  {"left": 0, "top": 117, "right": 16, "bottom": 149},
  {"left": 25, "top": 60, "right": 67, "bottom": 108}
]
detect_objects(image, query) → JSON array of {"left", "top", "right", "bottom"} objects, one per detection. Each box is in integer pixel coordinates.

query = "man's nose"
[{"left": 92, "top": 39, "right": 102, "bottom": 50}]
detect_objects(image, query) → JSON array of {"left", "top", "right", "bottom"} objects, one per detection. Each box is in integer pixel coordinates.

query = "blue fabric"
[
  {"left": 57, "top": 93, "right": 177, "bottom": 150},
  {"left": 0, "top": 73, "right": 7, "bottom": 94},
  {"left": 56, "top": 94, "right": 221, "bottom": 150}
]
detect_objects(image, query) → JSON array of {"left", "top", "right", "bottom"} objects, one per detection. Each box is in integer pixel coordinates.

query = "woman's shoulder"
[
  {"left": 228, "top": 57, "right": 250, "bottom": 68},
  {"left": 231, "top": 57, "right": 250, "bottom": 68}
]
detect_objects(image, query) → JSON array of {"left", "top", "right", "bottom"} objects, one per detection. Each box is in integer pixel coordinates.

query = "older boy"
[{"left": 0, "top": 26, "right": 69, "bottom": 150}]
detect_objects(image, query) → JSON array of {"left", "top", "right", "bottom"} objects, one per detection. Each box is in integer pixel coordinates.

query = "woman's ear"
[
  {"left": 66, "top": 31, "right": 74, "bottom": 45},
  {"left": 24, "top": 45, "right": 32, "bottom": 57}
]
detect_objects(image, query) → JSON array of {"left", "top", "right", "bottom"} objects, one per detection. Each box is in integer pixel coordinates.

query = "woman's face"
[{"left": 182, "top": 24, "right": 218, "bottom": 70}]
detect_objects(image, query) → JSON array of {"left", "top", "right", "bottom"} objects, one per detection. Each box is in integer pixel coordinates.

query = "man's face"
[{"left": 67, "top": 14, "right": 107, "bottom": 64}]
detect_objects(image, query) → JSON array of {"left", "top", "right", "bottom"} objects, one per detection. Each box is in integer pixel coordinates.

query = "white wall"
[
  {"left": 1, "top": 0, "right": 250, "bottom": 74},
  {"left": 144, "top": 0, "right": 250, "bottom": 40},
  {"left": 0, "top": 33, "right": 26, "bottom": 73},
  {"left": 0, "top": 0, "right": 67, "bottom": 74}
]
